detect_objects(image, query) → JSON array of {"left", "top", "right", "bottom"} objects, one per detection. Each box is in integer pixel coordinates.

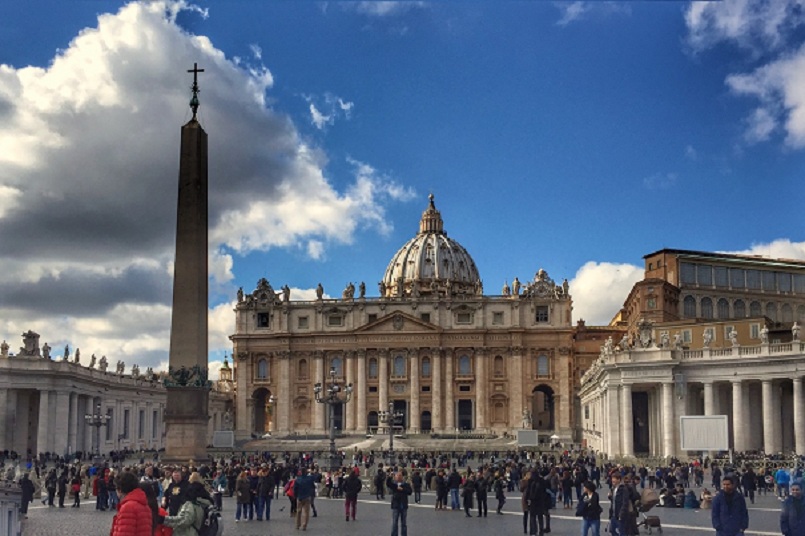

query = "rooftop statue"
[
  {"left": 42, "top": 342, "right": 51, "bottom": 359},
  {"left": 99, "top": 355, "right": 108, "bottom": 372},
  {"left": 0, "top": 340, "right": 8, "bottom": 357},
  {"left": 19, "top": 330, "right": 40, "bottom": 357}
]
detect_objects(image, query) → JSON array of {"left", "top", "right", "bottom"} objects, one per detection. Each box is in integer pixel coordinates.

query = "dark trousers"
[
  {"left": 528, "top": 511, "right": 545, "bottom": 535},
  {"left": 477, "top": 497, "right": 487, "bottom": 517},
  {"left": 391, "top": 508, "right": 408, "bottom": 536}
]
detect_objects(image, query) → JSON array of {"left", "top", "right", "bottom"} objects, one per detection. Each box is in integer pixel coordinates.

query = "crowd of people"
[{"left": 3, "top": 448, "right": 805, "bottom": 535}]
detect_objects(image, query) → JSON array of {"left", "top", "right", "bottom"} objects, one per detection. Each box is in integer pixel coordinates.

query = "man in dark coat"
[
  {"left": 712, "top": 475, "right": 749, "bottom": 536},
  {"left": 389, "top": 471, "right": 413, "bottom": 536},
  {"left": 344, "top": 468, "right": 363, "bottom": 521},
  {"left": 781, "top": 480, "right": 805, "bottom": 536},
  {"left": 162, "top": 469, "right": 188, "bottom": 516},
  {"left": 526, "top": 470, "right": 550, "bottom": 536},
  {"left": 19, "top": 473, "right": 35, "bottom": 518}
]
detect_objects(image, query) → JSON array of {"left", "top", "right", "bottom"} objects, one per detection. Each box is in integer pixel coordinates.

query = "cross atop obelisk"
[{"left": 187, "top": 62, "right": 204, "bottom": 119}]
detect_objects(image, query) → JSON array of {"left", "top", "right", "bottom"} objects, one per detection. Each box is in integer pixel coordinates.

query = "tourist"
[
  {"left": 461, "top": 473, "right": 476, "bottom": 517},
  {"left": 108, "top": 470, "right": 120, "bottom": 510},
  {"left": 109, "top": 471, "right": 153, "bottom": 536},
  {"left": 493, "top": 471, "right": 506, "bottom": 515},
  {"left": 777, "top": 466, "right": 792, "bottom": 500},
  {"left": 526, "top": 469, "right": 550, "bottom": 536},
  {"left": 475, "top": 472, "right": 488, "bottom": 518},
  {"left": 57, "top": 470, "right": 68, "bottom": 508},
  {"left": 294, "top": 467, "right": 316, "bottom": 531},
  {"left": 71, "top": 471, "right": 82, "bottom": 508},
  {"left": 344, "top": 467, "right": 362, "bottom": 521},
  {"left": 162, "top": 470, "right": 188, "bottom": 516},
  {"left": 389, "top": 471, "right": 412, "bottom": 536},
  {"left": 711, "top": 475, "right": 749, "bottom": 536},
  {"left": 162, "top": 473, "right": 212, "bottom": 536},
  {"left": 435, "top": 469, "right": 448, "bottom": 510},
  {"left": 284, "top": 473, "right": 297, "bottom": 516},
  {"left": 780, "top": 480, "right": 805, "bottom": 536},
  {"left": 234, "top": 470, "right": 252, "bottom": 522},
  {"left": 578, "top": 481, "right": 602, "bottom": 536},
  {"left": 448, "top": 468, "right": 462, "bottom": 510},
  {"left": 740, "top": 467, "right": 757, "bottom": 505},
  {"left": 411, "top": 470, "right": 422, "bottom": 503},
  {"left": 257, "top": 466, "right": 275, "bottom": 521},
  {"left": 19, "top": 473, "right": 35, "bottom": 520}
]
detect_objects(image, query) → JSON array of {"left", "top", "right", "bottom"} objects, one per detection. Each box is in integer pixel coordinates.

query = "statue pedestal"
[{"left": 163, "top": 387, "right": 209, "bottom": 464}]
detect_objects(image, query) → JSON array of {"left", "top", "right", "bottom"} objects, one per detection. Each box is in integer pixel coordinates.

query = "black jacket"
[
  {"left": 389, "top": 481, "right": 412, "bottom": 510},
  {"left": 344, "top": 474, "right": 362, "bottom": 500}
]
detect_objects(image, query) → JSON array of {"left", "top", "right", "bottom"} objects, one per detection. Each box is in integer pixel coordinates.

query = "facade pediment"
[{"left": 355, "top": 311, "right": 441, "bottom": 333}]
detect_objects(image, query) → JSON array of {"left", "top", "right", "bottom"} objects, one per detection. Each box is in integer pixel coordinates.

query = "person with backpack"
[
  {"left": 577, "top": 481, "right": 602, "bottom": 536},
  {"left": 162, "top": 473, "right": 215, "bottom": 536}
]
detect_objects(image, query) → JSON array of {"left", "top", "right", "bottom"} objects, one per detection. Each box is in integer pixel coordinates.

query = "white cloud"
[
  {"left": 684, "top": 145, "right": 698, "bottom": 160},
  {"left": 349, "top": 1, "right": 427, "bottom": 17},
  {"left": 305, "top": 93, "right": 354, "bottom": 130},
  {"left": 309, "top": 103, "right": 331, "bottom": 129},
  {"left": 555, "top": 2, "right": 590, "bottom": 26},
  {"left": 720, "top": 238, "right": 805, "bottom": 261},
  {"left": 570, "top": 261, "right": 644, "bottom": 325},
  {"left": 642, "top": 172, "right": 677, "bottom": 190},
  {"left": 554, "top": 1, "right": 631, "bottom": 27},
  {"left": 0, "top": 1, "right": 412, "bottom": 371},
  {"left": 249, "top": 43, "right": 262, "bottom": 60}
]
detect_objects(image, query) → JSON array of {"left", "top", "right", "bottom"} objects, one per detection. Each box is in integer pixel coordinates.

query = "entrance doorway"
[
  {"left": 531, "top": 385, "right": 555, "bottom": 430},
  {"left": 457, "top": 400, "right": 473, "bottom": 430},
  {"left": 252, "top": 388, "right": 272, "bottom": 434},
  {"left": 421, "top": 411, "right": 432, "bottom": 433},
  {"left": 633, "top": 392, "right": 649, "bottom": 453},
  {"left": 393, "top": 400, "right": 407, "bottom": 430}
]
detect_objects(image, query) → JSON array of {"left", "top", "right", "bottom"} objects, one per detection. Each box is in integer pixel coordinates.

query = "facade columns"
[
  {"left": 278, "top": 353, "right": 291, "bottom": 433},
  {"left": 55, "top": 391, "right": 70, "bottom": 456},
  {"left": 703, "top": 382, "right": 714, "bottom": 416},
  {"left": 445, "top": 351, "right": 455, "bottom": 430},
  {"left": 409, "top": 351, "right": 420, "bottom": 433},
  {"left": 0, "top": 390, "right": 8, "bottom": 451},
  {"left": 432, "top": 349, "right": 442, "bottom": 432},
  {"left": 732, "top": 380, "right": 745, "bottom": 452},
  {"left": 313, "top": 353, "right": 325, "bottom": 432},
  {"left": 378, "top": 351, "right": 389, "bottom": 415},
  {"left": 344, "top": 352, "right": 355, "bottom": 432},
  {"left": 356, "top": 351, "right": 367, "bottom": 433},
  {"left": 762, "top": 380, "right": 778, "bottom": 454},
  {"left": 509, "top": 347, "right": 524, "bottom": 430},
  {"left": 621, "top": 384, "right": 634, "bottom": 457},
  {"left": 605, "top": 386, "right": 620, "bottom": 455},
  {"left": 794, "top": 377, "right": 804, "bottom": 455},
  {"left": 662, "top": 382, "right": 675, "bottom": 458},
  {"left": 475, "top": 350, "right": 486, "bottom": 431}
]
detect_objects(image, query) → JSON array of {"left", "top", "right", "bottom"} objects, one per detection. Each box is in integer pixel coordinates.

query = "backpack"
[{"left": 194, "top": 502, "right": 223, "bottom": 536}]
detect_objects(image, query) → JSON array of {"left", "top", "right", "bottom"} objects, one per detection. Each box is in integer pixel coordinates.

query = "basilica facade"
[{"left": 230, "top": 196, "right": 583, "bottom": 442}]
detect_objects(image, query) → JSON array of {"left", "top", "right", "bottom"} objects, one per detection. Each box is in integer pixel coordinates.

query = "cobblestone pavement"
[{"left": 23, "top": 488, "right": 787, "bottom": 536}]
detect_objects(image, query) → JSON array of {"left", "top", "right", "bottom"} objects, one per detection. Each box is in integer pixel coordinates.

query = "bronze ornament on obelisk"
[{"left": 162, "top": 63, "right": 211, "bottom": 463}]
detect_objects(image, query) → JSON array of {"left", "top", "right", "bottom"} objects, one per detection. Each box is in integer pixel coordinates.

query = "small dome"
[{"left": 381, "top": 195, "right": 482, "bottom": 298}]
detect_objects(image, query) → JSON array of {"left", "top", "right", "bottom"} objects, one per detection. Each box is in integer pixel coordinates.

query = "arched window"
[
  {"left": 701, "top": 297, "right": 713, "bottom": 319},
  {"left": 766, "top": 303, "right": 778, "bottom": 322},
  {"left": 393, "top": 355, "right": 405, "bottom": 377},
  {"left": 458, "top": 355, "right": 471, "bottom": 375},
  {"left": 257, "top": 358, "right": 268, "bottom": 379},
  {"left": 421, "top": 357, "right": 431, "bottom": 378},
  {"left": 750, "top": 301, "right": 762, "bottom": 317},
  {"left": 298, "top": 359, "right": 308, "bottom": 379},
  {"left": 798, "top": 305, "right": 805, "bottom": 321},
  {"left": 717, "top": 298, "right": 730, "bottom": 319},
  {"left": 331, "top": 357, "right": 343, "bottom": 377},
  {"left": 537, "top": 355, "right": 549, "bottom": 377},
  {"left": 368, "top": 358, "right": 378, "bottom": 379},
  {"left": 683, "top": 296, "right": 696, "bottom": 318},
  {"left": 494, "top": 355, "right": 504, "bottom": 376},
  {"left": 734, "top": 300, "right": 746, "bottom": 318},
  {"left": 782, "top": 303, "right": 793, "bottom": 323}
]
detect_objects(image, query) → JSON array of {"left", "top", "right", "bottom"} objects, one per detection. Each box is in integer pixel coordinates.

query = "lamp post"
[
  {"left": 379, "top": 401, "right": 403, "bottom": 465},
  {"left": 84, "top": 403, "right": 111, "bottom": 462},
  {"left": 314, "top": 367, "right": 353, "bottom": 471}
]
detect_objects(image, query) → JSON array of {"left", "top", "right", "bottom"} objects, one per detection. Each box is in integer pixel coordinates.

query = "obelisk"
[{"left": 163, "top": 63, "right": 210, "bottom": 463}]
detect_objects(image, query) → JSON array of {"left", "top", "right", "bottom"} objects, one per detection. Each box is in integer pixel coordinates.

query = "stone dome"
[{"left": 381, "top": 195, "right": 482, "bottom": 298}]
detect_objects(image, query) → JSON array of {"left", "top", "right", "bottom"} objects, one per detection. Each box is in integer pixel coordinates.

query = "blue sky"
[{"left": 1, "top": 1, "right": 804, "bottom": 376}]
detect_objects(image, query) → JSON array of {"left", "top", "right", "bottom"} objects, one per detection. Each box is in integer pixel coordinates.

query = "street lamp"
[
  {"left": 84, "top": 403, "right": 111, "bottom": 461},
  {"left": 313, "top": 367, "right": 353, "bottom": 471},
  {"left": 378, "top": 401, "right": 403, "bottom": 465}
]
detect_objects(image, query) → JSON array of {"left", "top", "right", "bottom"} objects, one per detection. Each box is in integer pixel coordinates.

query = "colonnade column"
[
  {"left": 55, "top": 391, "right": 70, "bottom": 456},
  {"left": 621, "top": 384, "right": 634, "bottom": 457},
  {"left": 344, "top": 352, "right": 355, "bottom": 432},
  {"left": 432, "top": 349, "right": 442, "bottom": 432},
  {"left": 0, "top": 390, "right": 7, "bottom": 451},
  {"left": 356, "top": 351, "right": 367, "bottom": 433},
  {"left": 475, "top": 350, "right": 486, "bottom": 431},
  {"left": 731, "top": 380, "right": 745, "bottom": 452},
  {"left": 762, "top": 380, "right": 778, "bottom": 454},
  {"left": 313, "top": 352, "right": 325, "bottom": 432},
  {"left": 409, "top": 350, "right": 420, "bottom": 433},
  {"left": 662, "top": 382, "right": 675, "bottom": 458},
  {"left": 703, "top": 382, "right": 714, "bottom": 416},
  {"left": 378, "top": 350, "right": 389, "bottom": 418},
  {"left": 794, "top": 377, "right": 804, "bottom": 456},
  {"left": 37, "top": 390, "right": 51, "bottom": 455},
  {"left": 445, "top": 351, "right": 455, "bottom": 431},
  {"left": 509, "top": 347, "right": 524, "bottom": 431},
  {"left": 605, "top": 386, "right": 620, "bottom": 455}
]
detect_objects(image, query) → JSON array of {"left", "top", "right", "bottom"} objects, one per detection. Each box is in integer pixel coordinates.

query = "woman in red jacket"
[{"left": 110, "top": 471, "right": 154, "bottom": 536}]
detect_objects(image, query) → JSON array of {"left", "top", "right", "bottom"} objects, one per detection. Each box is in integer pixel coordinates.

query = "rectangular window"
[
  {"left": 778, "top": 272, "right": 792, "bottom": 293},
  {"left": 327, "top": 315, "right": 343, "bottom": 327},
  {"left": 680, "top": 262, "right": 696, "bottom": 284},
  {"left": 492, "top": 312, "right": 503, "bottom": 325},
  {"left": 456, "top": 312, "right": 472, "bottom": 324},
  {"left": 420, "top": 313, "right": 431, "bottom": 323},
  {"left": 750, "top": 323, "right": 760, "bottom": 339},
  {"left": 697, "top": 264, "right": 712, "bottom": 286},
  {"left": 123, "top": 409, "right": 130, "bottom": 440},
  {"left": 536, "top": 306, "right": 549, "bottom": 323},
  {"left": 368, "top": 386, "right": 378, "bottom": 393},
  {"left": 714, "top": 266, "right": 728, "bottom": 288},
  {"left": 256, "top": 313, "right": 270, "bottom": 328},
  {"left": 459, "top": 385, "right": 471, "bottom": 392},
  {"left": 152, "top": 410, "right": 158, "bottom": 439},
  {"left": 795, "top": 274, "right": 805, "bottom": 294},
  {"left": 762, "top": 271, "right": 776, "bottom": 291},
  {"left": 747, "top": 270, "right": 761, "bottom": 289},
  {"left": 584, "top": 405, "right": 589, "bottom": 419},
  {"left": 138, "top": 410, "right": 144, "bottom": 439},
  {"left": 724, "top": 325, "right": 735, "bottom": 339},
  {"left": 298, "top": 316, "right": 309, "bottom": 329},
  {"left": 682, "top": 329, "right": 692, "bottom": 344},
  {"left": 729, "top": 268, "right": 745, "bottom": 289},
  {"left": 421, "top": 385, "right": 431, "bottom": 393},
  {"left": 367, "top": 313, "right": 378, "bottom": 323}
]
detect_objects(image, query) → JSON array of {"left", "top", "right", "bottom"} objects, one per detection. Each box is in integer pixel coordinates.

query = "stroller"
[{"left": 635, "top": 488, "right": 662, "bottom": 534}]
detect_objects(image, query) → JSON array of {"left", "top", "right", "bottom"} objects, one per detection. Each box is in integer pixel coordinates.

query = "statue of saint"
[
  {"left": 760, "top": 325, "right": 769, "bottom": 343},
  {"left": 99, "top": 355, "right": 108, "bottom": 372},
  {"left": 316, "top": 283, "right": 324, "bottom": 300},
  {"left": 703, "top": 330, "right": 712, "bottom": 348},
  {"left": 673, "top": 332, "right": 683, "bottom": 348},
  {"left": 74, "top": 348, "right": 81, "bottom": 364},
  {"left": 42, "top": 343, "right": 51, "bottom": 359},
  {"left": 660, "top": 332, "right": 670, "bottom": 348},
  {"left": 378, "top": 280, "right": 386, "bottom": 297},
  {"left": 282, "top": 285, "right": 291, "bottom": 302},
  {"left": 793, "top": 322, "right": 801, "bottom": 341},
  {"left": 729, "top": 329, "right": 739, "bottom": 347},
  {"left": 237, "top": 287, "right": 244, "bottom": 303},
  {"left": 223, "top": 410, "right": 233, "bottom": 431},
  {"left": 512, "top": 277, "right": 521, "bottom": 296},
  {"left": 562, "top": 279, "right": 569, "bottom": 296},
  {"left": 603, "top": 336, "right": 614, "bottom": 355},
  {"left": 502, "top": 281, "right": 510, "bottom": 296},
  {"left": 359, "top": 281, "right": 366, "bottom": 299},
  {"left": 619, "top": 333, "right": 630, "bottom": 351},
  {"left": 0, "top": 340, "right": 8, "bottom": 357},
  {"left": 89, "top": 354, "right": 96, "bottom": 369},
  {"left": 63, "top": 345, "right": 69, "bottom": 361}
]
